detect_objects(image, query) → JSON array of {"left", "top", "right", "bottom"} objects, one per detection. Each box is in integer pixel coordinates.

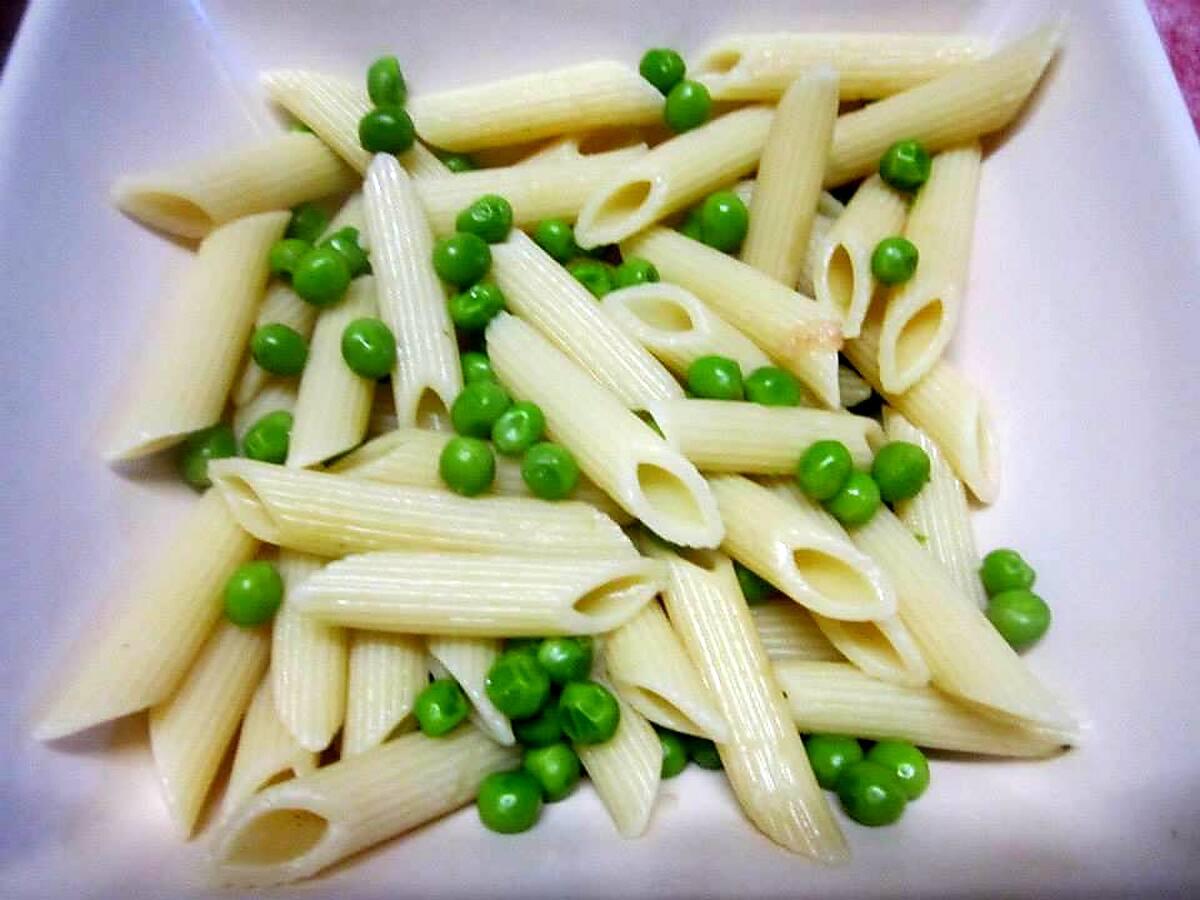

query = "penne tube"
[
  {"left": 209, "top": 727, "right": 519, "bottom": 886},
  {"left": 426, "top": 636, "right": 514, "bottom": 745},
  {"left": 810, "top": 612, "right": 930, "bottom": 687},
  {"left": 232, "top": 380, "right": 297, "bottom": 444},
  {"left": 730, "top": 179, "right": 839, "bottom": 296},
  {"left": 207, "top": 458, "right": 635, "bottom": 559},
  {"left": 490, "top": 231, "right": 682, "bottom": 409},
  {"left": 621, "top": 228, "right": 842, "bottom": 406},
  {"left": 112, "top": 132, "right": 357, "bottom": 240},
  {"left": 291, "top": 552, "right": 662, "bottom": 637},
  {"left": 486, "top": 314, "right": 723, "bottom": 548},
  {"left": 104, "top": 211, "right": 289, "bottom": 460},
  {"left": 575, "top": 106, "right": 774, "bottom": 247},
  {"left": 750, "top": 599, "right": 843, "bottom": 662},
  {"left": 341, "top": 632, "right": 427, "bottom": 757},
  {"left": 232, "top": 282, "right": 319, "bottom": 408}
]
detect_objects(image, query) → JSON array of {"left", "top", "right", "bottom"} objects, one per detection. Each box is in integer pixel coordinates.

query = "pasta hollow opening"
[
  {"left": 894, "top": 299, "right": 944, "bottom": 377},
  {"left": 622, "top": 684, "right": 706, "bottom": 736},
  {"left": 589, "top": 179, "right": 654, "bottom": 232},
  {"left": 414, "top": 388, "right": 450, "bottom": 430},
  {"left": 791, "top": 550, "right": 874, "bottom": 612},
  {"left": 211, "top": 471, "right": 281, "bottom": 539},
  {"left": 624, "top": 295, "right": 696, "bottom": 333},
  {"left": 698, "top": 50, "right": 742, "bottom": 76},
  {"left": 222, "top": 808, "right": 329, "bottom": 867},
  {"left": 119, "top": 190, "right": 212, "bottom": 237},
  {"left": 824, "top": 245, "right": 855, "bottom": 315},
  {"left": 636, "top": 463, "right": 704, "bottom": 530},
  {"left": 573, "top": 574, "right": 656, "bottom": 619},
  {"left": 825, "top": 620, "right": 907, "bottom": 674}
]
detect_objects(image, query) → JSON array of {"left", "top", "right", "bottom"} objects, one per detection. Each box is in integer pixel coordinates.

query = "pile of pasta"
[{"left": 35, "top": 22, "right": 1077, "bottom": 887}]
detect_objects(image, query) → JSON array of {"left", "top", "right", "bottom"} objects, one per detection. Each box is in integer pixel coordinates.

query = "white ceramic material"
[{"left": 2, "top": 0, "right": 1198, "bottom": 896}]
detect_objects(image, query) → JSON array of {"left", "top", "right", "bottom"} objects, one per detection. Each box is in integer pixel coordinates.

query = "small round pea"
[
  {"left": 979, "top": 548, "right": 1036, "bottom": 596},
  {"left": 441, "top": 153, "right": 476, "bottom": 173},
  {"left": 242, "top": 410, "right": 293, "bottom": 464},
  {"left": 358, "top": 105, "right": 416, "bottom": 154},
  {"left": 522, "top": 742, "right": 581, "bottom": 802},
  {"left": 414, "top": 678, "right": 469, "bottom": 737},
  {"left": 536, "top": 637, "right": 593, "bottom": 685},
  {"left": 455, "top": 194, "right": 513, "bottom": 244},
  {"left": 433, "top": 232, "right": 492, "bottom": 288},
  {"left": 613, "top": 257, "right": 660, "bottom": 288},
  {"left": 698, "top": 191, "right": 749, "bottom": 253},
  {"left": 559, "top": 680, "right": 620, "bottom": 745},
  {"left": 687, "top": 355, "right": 744, "bottom": 401},
  {"left": 366, "top": 55, "right": 407, "bottom": 106},
  {"left": 639, "top": 48, "right": 686, "bottom": 95},
  {"left": 177, "top": 423, "right": 237, "bottom": 490},
  {"left": 460, "top": 351, "right": 496, "bottom": 384},
  {"left": 451, "top": 381, "right": 512, "bottom": 438},
  {"left": 292, "top": 246, "right": 352, "bottom": 307},
  {"left": 485, "top": 650, "right": 552, "bottom": 720},
  {"left": 804, "top": 734, "right": 864, "bottom": 790},
  {"left": 491, "top": 402, "right": 545, "bottom": 456},
  {"left": 663, "top": 79, "right": 712, "bottom": 133},
  {"left": 986, "top": 589, "right": 1051, "bottom": 649},
  {"left": 224, "top": 560, "right": 284, "bottom": 627},
  {"left": 866, "top": 740, "right": 930, "bottom": 801},
  {"left": 734, "top": 561, "right": 773, "bottom": 605},
  {"left": 533, "top": 219, "right": 578, "bottom": 262},
  {"left": 871, "top": 236, "right": 919, "bottom": 285},
  {"left": 879, "top": 139, "right": 932, "bottom": 191},
  {"left": 566, "top": 259, "right": 614, "bottom": 298},
  {"left": 340, "top": 317, "right": 397, "bottom": 379},
  {"left": 872, "top": 440, "right": 931, "bottom": 503},
  {"left": 448, "top": 282, "right": 506, "bottom": 331},
  {"left": 268, "top": 238, "right": 311, "bottom": 278},
  {"left": 686, "top": 736, "right": 723, "bottom": 770},
  {"left": 320, "top": 226, "right": 371, "bottom": 277},
  {"left": 835, "top": 760, "right": 908, "bottom": 826},
  {"left": 657, "top": 729, "right": 689, "bottom": 778},
  {"left": 286, "top": 202, "right": 329, "bottom": 243},
  {"left": 513, "top": 703, "right": 563, "bottom": 748},
  {"left": 251, "top": 323, "right": 308, "bottom": 377},
  {"left": 521, "top": 442, "right": 580, "bottom": 500},
  {"left": 796, "top": 440, "right": 854, "bottom": 501},
  {"left": 477, "top": 770, "right": 543, "bottom": 834},
  {"left": 744, "top": 366, "right": 802, "bottom": 407},
  {"left": 679, "top": 208, "right": 704, "bottom": 241},
  {"left": 438, "top": 436, "right": 495, "bottom": 496},
  {"left": 824, "top": 471, "right": 882, "bottom": 527}
]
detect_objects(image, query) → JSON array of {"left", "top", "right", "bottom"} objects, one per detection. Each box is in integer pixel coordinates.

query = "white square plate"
[{"left": 2, "top": 0, "right": 1199, "bottom": 896}]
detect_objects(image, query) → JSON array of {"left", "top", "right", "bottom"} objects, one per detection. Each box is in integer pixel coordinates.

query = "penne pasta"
[
  {"left": 486, "top": 314, "right": 723, "bottom": 548},
  {"left": 232, "top": 380, "right": 297, "bottom": 443},
  {"left": 750, "top": 599, "right": 843, "bottom": 662},
  {"left": 426, "top": 635, "right": 514, "bottom": 745},
  {"left": 838, "top": 364, "right": 874, "bottom": 408},
  {"left": 810, "top": 612, "right": 930, "bottom": 687},
  {"left": 232, "top": 282, "right": 319, "bottom": 408},
  {"left": 341, "top": 631, "right": 427, "bottom": 757},
  {"left": 730, "top": 179, "right": 839, "bottom": 296}
]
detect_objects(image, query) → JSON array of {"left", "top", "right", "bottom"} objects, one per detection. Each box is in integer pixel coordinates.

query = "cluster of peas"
[
  {"left": 532, "top": 216, "right": 662, "bottom": 299},
  {"left": 797, "top": 438, "right": 932, "bottom": 528},
  {"left": 979, "top": 548, "right": 1051, "bottom": 648}
]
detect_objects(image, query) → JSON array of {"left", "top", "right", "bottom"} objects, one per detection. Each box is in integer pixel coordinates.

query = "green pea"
[
  {"left": 242, "top": 410, "right": 293, "bottom": 464},
  {"left": 979, "top": 548, "right": 1036, "bottom": 596},
  {"left": 286, "top": 202, "right": 329, "bottom": 243},
  {"left": 320, "top": 226, "right": 371, "bottom": 277},
  {"left": 485, "top": 649, "right": 552, "bottom": 720},
  {"left": 796, "top": 440, "right": 854, "bottom": 501},
  {"left": 879, "top": 139, "right": 932, "bottom": 191},
  {"left": 340, "top": 317, "right": 397, "bottom": 379},
  {"left": 686, "top": 735, "right": 723, "bottom": 770},
  {"left": 804, "top": 734, "right": 864, "bottom": 790},
  {"left": 358, "top": 105, "right": 416, "bottom": 154},
  {"left": 744, "top": 366, "right": 802, "bottom": 406},
  {"left": 698, "top": 190, "right": 749, "bottom": 252},
  {"left": 566, "top": 259, "right": 614, "bottom": 298},
  {"left": 455, "top": 194, "right": 513, "bottom": 244},
  {"left": 366, "top": 55, "right": 407, "bottom": 107},
  {"left": 835, "top": 760, "right": 907, "bottom": 826},
  {"left": 491, "top": 402, "right": 545, "bottom": 456},
  {"left": 734, "top": 561, "right": 773, "bottom": 605},
  {"left": 250, "top": 323, "right": 308, "bottom": 377},
  {"left": 872, "top": 440, "right": 931, "bottom": 503},
  {"left": 268, "top": 238, "right": 311, "bottom": 278},
  {"left": 664, "top": 79, "right": 712, "bottom": 133},
  {"left": 536, "top": 637, "right": 593, "bottom": 685},
  {"left": 986, "top": 589, "right": 1051, "bottom": 649},
  {"left": 477, "top": 770, "right": 543, "bottom": 834},
  {"left": 824, "top": 471, "right": 882, "bottom": 527},
  {"left": 177, "top": 423, "right": 237, "bottom": 490},
  {"left": 521, "top": 442, "right": 580, "bottom": 500},
  {"left": 639, "top": 47, "right": 687, "bottom": 94},
  {"left": 679, "top": 208, "right": 704, "bottom": 241},
  {"left": 866, "top": 740, "right": 930, "bottom": 801},
  {"left": 292, "top": 246, "right": 352, "bottom": 307},
  {"left": 658, "top": 729, "right": 689, "bottom": 778},
  {"left": 533, "top": 218, "right": 578, "bottom": 262},
  {"left": 438, "top": 435, "right": 495, "bottom": 496},
  {"left": 558, "top": 680, "right": 620, "bottom": 745},
  {"left": 451, "top": 381, "right": 512, "bottom": 438},
  {"left": 687, "top": 355, "right": 744, "bottom": 401},
  {"left": 441, "top": 153, "right": 476, "bottom": 173},
  {"left": 433, "top": 232, "right": 492, "bottom": 288},
  {"left": 505, "top": 636, "right": 544, "bottom": 657},
  {"left": 414, "top": 678, "right": 469, "bottom": 737},
  {"left": 522, "top": 742, "right": 581, "bottom": 802},
  {"left": 871, "top": 236, "right": 919, "bottom": 285},
  {"left": 460, "top": 351, "right": 496, "bottom": 384},
  {"left": 224, "top": 560, "right": 284, "bottom": 627},
  {"left": 513, "top": 703, "right": 563, "bottom": 747},
  {"left": 449, "top": 282, "right": 507, "bottom": 331},
  {"left": 613, "top": 257, "right": 661, "bottom": 288}
]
